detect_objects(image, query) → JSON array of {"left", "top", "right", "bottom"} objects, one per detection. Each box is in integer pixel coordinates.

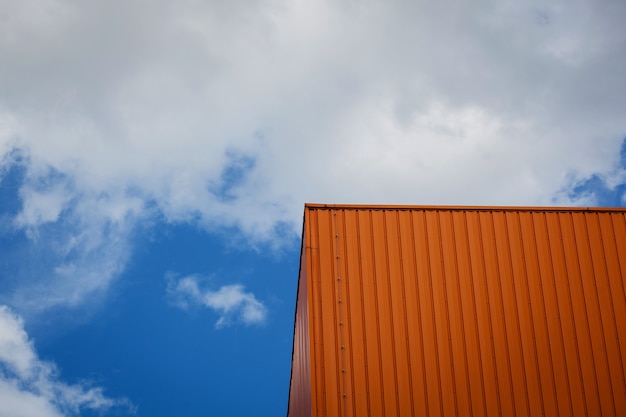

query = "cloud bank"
[
  {"left": 0, "top": 0, "right": 625, "bottom": 313},
  {"left": 167, "top": 274, "right": 267, "bottom": 328},
  {"left": 0, "top": 306, "right": 130, "bottom": 417}
]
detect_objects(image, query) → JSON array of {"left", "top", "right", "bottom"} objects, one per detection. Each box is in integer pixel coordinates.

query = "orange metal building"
[{"left": 287, "top": 204, "right": 626, "bottom": 417}]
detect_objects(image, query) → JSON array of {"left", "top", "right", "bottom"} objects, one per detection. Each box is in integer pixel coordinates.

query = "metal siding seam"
[
  {"left": 615, "top": 214, "right": 626, "bottom": 300},
  {"left": 541, "top": 212, "right": 574, "bottom": 416},
  {"left": 579, "top": 213, "right": 616, "bottom": 416},
  {"left": 438, "top": 211, "right": 459, "bottom": 417},
  {"left": 616, "top": 214, "right": 626, "bottom": 409},
  {"left": 448, "top": 211, "right": 474, "bottom": 416},
  {"left": 355, "top": 211, "right": 372, "bottom": 417},
  {"left": 585, "top": 213, "right": 618, "bottom": 416},
  {"left": 473, "top": 211, "right": 497, "bottom": 416},
  {"left": 419, "top": 210, "right": 444, "bottom": 415},
  {"left": 318, "top": 211, "right": 337, "bottom": 417},
  {"left": 594, "top": 213, "right": 626, "bottom": 410},
  {"left": 423, "top": 211, "right": 445, "bottom": 416},
  {"left": 566, "top": 212, "right": 601, "bottom": 414},
  {"left": 514, "top": 211, "right": 546, "bottom": 416},
  {"left": 476, "top": 211, "right": 503, "bottom": 416},
  {"left": 361, "top": 211, "right": 383, "bottom": 417},
  {"left": 340, "top": 211, "right": 358, "bottom": 417},
  {"left": 612, "top": 213, "right": 626, "bottom": 404},
  {"left": 324, "top": 211, "right": 340, "bottom": 417},
  {"left": 332, "top": 210, "right": 348, "bottom": 417},
  {"left": 369, "top": 210, "right": 386, "bottom": 416},
  {"left": 529, "top": 212, "right": 560, "bottom": 415},
  {"left": 306, "top": 210, "right": 316, "bottom": 417},
  {"left": 615, "top": 212, "right": 626, "bottom": 392},
  {"left": 391, "top": 211, "right": 413, "bottom": 414},
  {"left": 461, "top": 211, "right": 489, "bottom": 416},
  {"left": 382, "top": 211, "right": 401, "bottom": 416},
  {"left": 431, "top": 211, "right": 458, "bottom": 416},
  {"left": 413, "top": 211, "right": 436, "bottom": 414},
  {"left": 373, "top": 211, "right": 396, "bottom": 416},
  {"left": 437, "top": 212, "right": 459, "bottom": 416},
  {"left": 478, "top": 212, "right": 503, "bottom": 415},
  {"left": 604, "top": 214, "right": 626, "bottom": 405},
  {"left": 308, "top": 209, "right": 323, "bottom": 417},
  {"left": 340, "top": 211, "right": 357, "bottom": 416},
  {"left": 486, "top": 211, "right": 517, "bottom": 416},
  {"left": 315, "top": 211, "right": 325, "bottom": 417},
  {"left": 554, "top": 213, "right": 588, "bottom": 416},
  {"left": 576, "top": 213, "right": 608, "bottom": 414},
  {"left": 396, "top": 210, "right": 416, "bottom": 416},
  {"left": 409, "top": 211, "right": 430, "bottom": 415},
  {"left": 322, "top": 213, "right": 334, "bottom": 417},
  {"left": 315, "top": 210, "right": 327, "bottom": 417},
  {"left": 502, "top": 212, "right": 532, "bottom": 416}
]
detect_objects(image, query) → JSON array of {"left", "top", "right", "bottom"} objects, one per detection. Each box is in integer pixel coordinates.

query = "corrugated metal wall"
[
  {"left": 300, "top": 205, "right": 626, "bottom": 417},
  {"left": 288, "top": 238, "right": 312, "bottom": 417}
]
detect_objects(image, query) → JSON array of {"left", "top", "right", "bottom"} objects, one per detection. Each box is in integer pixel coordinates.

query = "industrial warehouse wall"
[{"left": 298, "top": 205, "right": 626, "bottom": 417}]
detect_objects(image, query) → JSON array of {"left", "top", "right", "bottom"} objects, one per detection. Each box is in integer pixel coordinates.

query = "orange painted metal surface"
[
  {"left": 287, "top": 235, "right": 312, "bottom": 417},
  {"left": 288, "top": 204, "right": 626, "bottom": 417}
]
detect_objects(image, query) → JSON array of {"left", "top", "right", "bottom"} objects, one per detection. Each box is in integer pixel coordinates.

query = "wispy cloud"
[
  {"left": 0, "top": 305, "right": 132, "bottom": 417},
  {"left": 166, "top": 273, "right": 267, "bottom": 328},
  {"left": 0, "top": 160, "right": 141, "bottom": 317},
  {"left": 554, "top": 140, "right": 626, "bottom": 206}
]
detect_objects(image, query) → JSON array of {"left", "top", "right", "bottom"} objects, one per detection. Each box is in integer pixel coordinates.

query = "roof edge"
[{"left": 304, "top": 203, "right": 626, "bottom": 213}]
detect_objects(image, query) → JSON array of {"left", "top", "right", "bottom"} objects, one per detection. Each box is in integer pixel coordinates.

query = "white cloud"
[
  {"left": 167, "top": 274, "right": 267, "bottom": 328},
  {"left": 0, "top": 0, "right": 625, "bottom": 312},
  {"left": 0, "top": 305, "right": 130, "bottom": 417},
  {"left": 0, "top": 172, "right": 140, "bottom": 315}
]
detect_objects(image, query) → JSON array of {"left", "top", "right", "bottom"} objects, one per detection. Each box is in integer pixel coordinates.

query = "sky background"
[{"left": 0, "top": 0, "right": 625, "bottom": 416}]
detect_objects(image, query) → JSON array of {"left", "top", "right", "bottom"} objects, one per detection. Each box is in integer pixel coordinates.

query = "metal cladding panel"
[
  {"left": 287, "top": 236, "right": 312, "bottom": 417},
  {"left": 301, "top": 205, "right": 626, "bottom": 417}
]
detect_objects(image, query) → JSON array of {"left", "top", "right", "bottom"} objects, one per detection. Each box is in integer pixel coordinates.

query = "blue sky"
[{"left": 0, "top": 1, "right": 625, "bottom": 416}]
